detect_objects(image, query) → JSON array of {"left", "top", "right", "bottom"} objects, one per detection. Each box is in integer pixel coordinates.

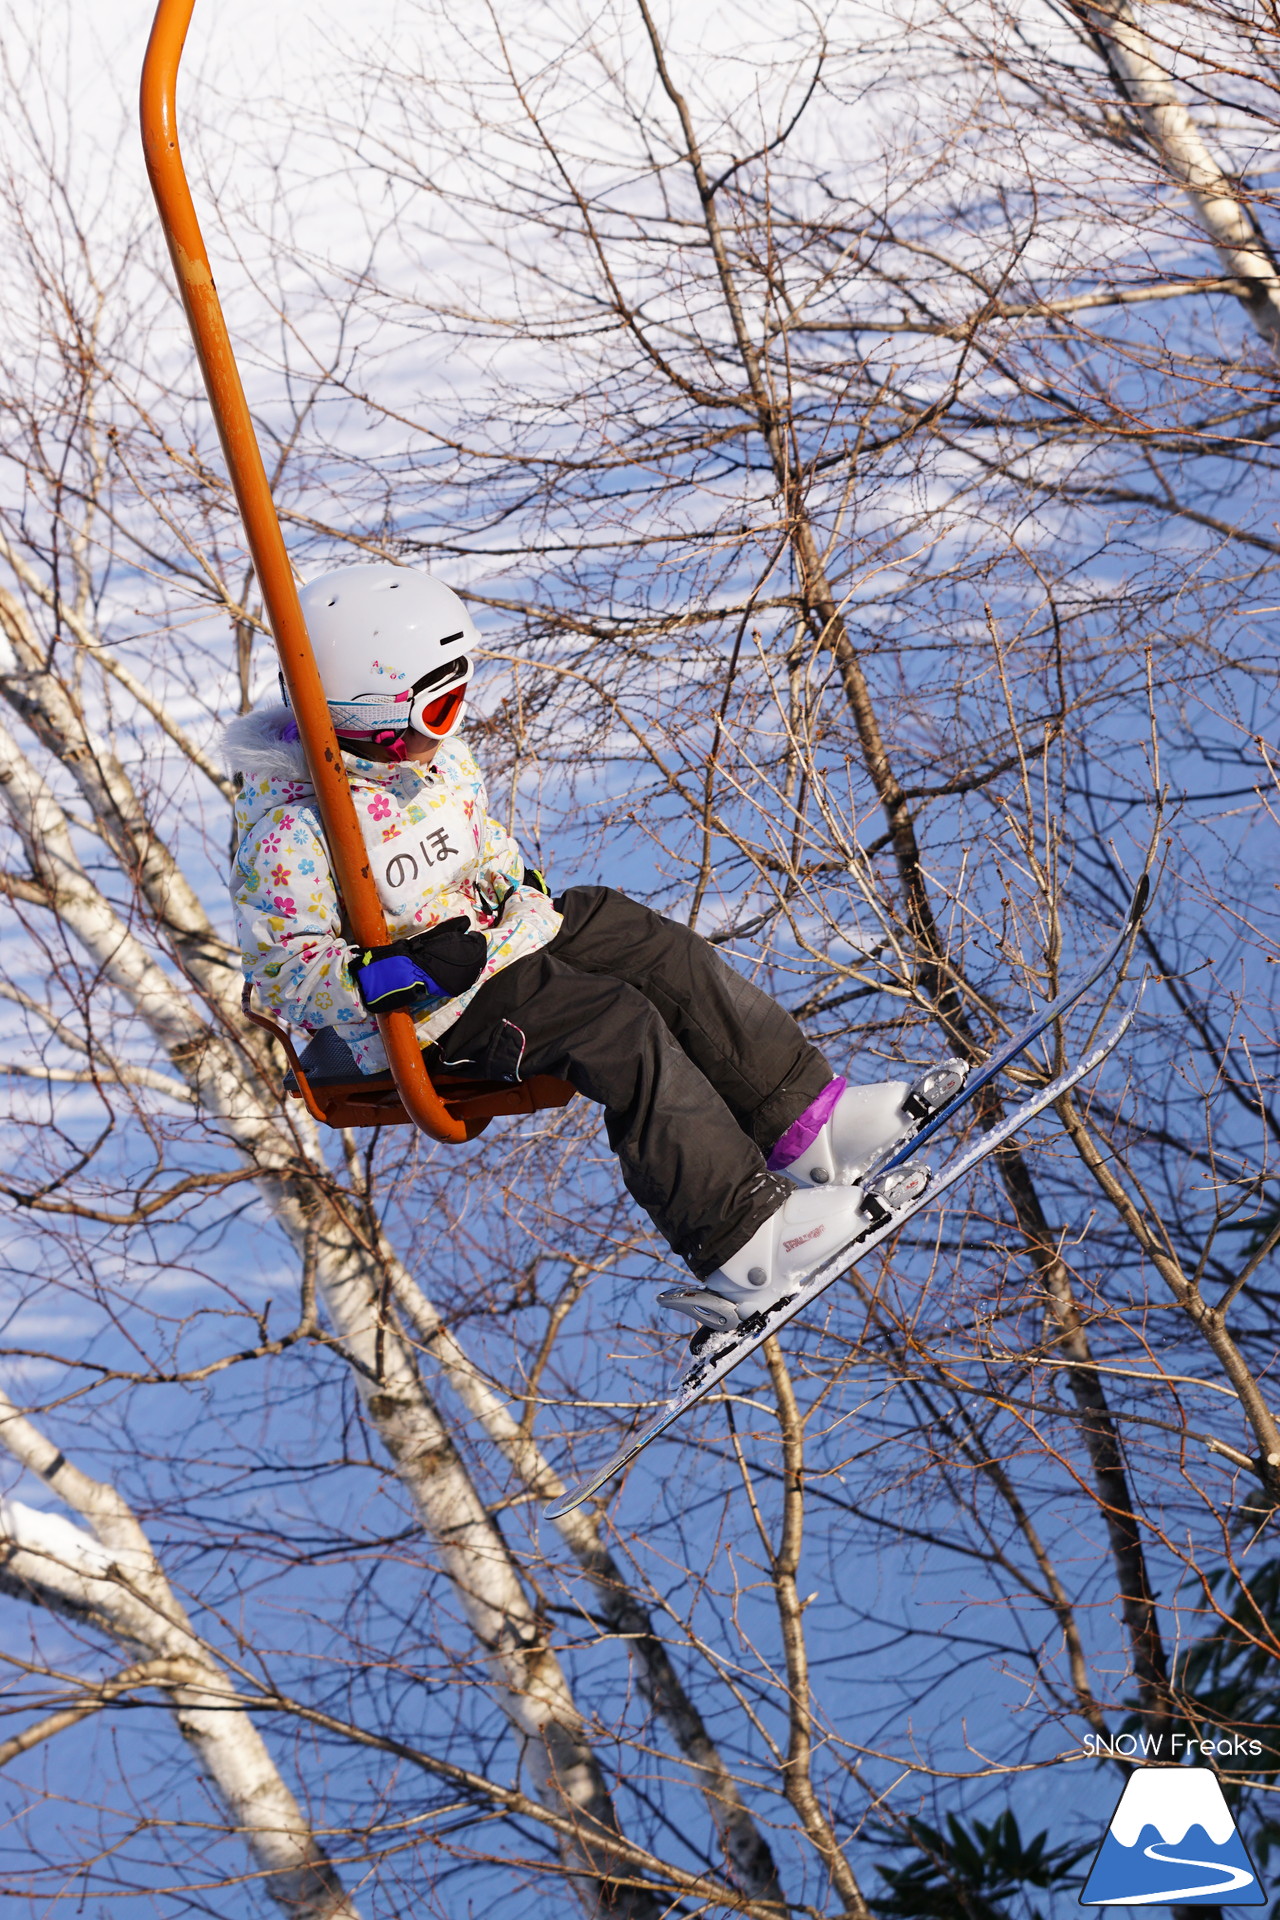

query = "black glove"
[
  {"left": 523, "top": 863, "right": 551, "bottom": 896},
  {"left": 353, "top": 916, "right": 488, "bottom": 1013}
]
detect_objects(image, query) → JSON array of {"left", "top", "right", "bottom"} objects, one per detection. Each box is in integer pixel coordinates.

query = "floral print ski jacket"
[{"left": 223, "top": 705, "right": 560, "bottom": 1073}]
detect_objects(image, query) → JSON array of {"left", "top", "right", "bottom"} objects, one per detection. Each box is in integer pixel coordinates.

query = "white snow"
[
  {"left": 0, "top": 1498, "right": 113, "bottom": 1572},
  {"left": 1110, "top": 1768, "right": 1236, "bottom": 1848},
  {"left": 0, "top": 1500, "right": 148, "bottom": 1577}
]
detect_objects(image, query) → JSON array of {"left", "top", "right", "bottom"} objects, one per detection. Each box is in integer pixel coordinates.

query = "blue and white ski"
[
  {"left": 873, "top": 872, "right": 1149, "bottom": 1177},
  {"left": 545, "top": 961, "right": 1143, "bottom": 1521}
]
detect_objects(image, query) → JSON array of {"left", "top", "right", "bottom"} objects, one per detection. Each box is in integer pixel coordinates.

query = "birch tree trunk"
[
  {"left": 1069, "top": 0, "right": 1280, "bottom": 347},
  {"left": 0, "top": 1396, "right": 362, "bottom": 1920},
  {"left": 387, "top": 1268, "right": 786, "bottom": 1904},
  {"left": 0, "top": 690, "right": 714, "bottom": 1916},
  {"left": 0, "top": 558, "right": 784, "bottom": 1906}
]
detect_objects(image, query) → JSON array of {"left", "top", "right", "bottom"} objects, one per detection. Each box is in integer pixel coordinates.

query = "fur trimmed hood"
[
  {"left": 221, "top": 705, "right": 310, "bottom": 782},
  {"left": 225, "top": 699, "right": 473, "bottom": 843}
]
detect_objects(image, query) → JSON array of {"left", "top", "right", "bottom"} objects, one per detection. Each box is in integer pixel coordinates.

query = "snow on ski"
[{"left": 544, "top": 991, "right": 1140, "bottom": 1520}]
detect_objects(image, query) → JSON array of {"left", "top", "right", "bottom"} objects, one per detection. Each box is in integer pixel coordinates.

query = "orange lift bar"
[{"left": 140, "top": 0, "right": 575, "bottom": 1144}]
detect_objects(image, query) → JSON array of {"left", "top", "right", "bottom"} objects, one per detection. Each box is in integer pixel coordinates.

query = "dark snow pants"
[{"left": 430, "top": 885, "right": 833, "bottom": 1277}]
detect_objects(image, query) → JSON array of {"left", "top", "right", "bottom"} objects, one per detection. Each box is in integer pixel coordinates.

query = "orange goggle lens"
[{"left": 415, "top": 684, "right": 467, "bottom": 737}]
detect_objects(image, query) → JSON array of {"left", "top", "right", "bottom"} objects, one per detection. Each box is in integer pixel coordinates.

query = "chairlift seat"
[{"left": 243, "top": 988, "right": 575, "bottom": 1135}]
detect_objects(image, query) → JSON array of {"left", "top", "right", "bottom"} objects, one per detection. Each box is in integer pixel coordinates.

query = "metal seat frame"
[
  {"left": 140, "top": 0, "right": 574, "bottom": 1140},
  {"left": 242, "top": 987, "right": 574, "bottom": 1138}
]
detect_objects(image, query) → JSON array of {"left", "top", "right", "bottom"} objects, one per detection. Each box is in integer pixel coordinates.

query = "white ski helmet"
[{"left": 293, "top": 562, "right": 479, "bottom": 750}]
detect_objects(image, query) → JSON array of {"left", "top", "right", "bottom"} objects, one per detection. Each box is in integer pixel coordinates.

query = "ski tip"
[
  {"left": 543, "top": 1488, "right": 588, "bottom": 1521},
  {"left": 544, "top": 1453, "right": 629, "bottom": 1519},
  {"left": 1127, "top": 871, "right": 1152, "bottom": 929}
]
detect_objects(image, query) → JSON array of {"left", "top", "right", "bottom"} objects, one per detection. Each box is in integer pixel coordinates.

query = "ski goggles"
[{"left": 327, "top": 654, "right": 473, "bottom": 753}]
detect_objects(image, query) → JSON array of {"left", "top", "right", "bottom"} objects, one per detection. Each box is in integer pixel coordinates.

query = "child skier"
[{"left": 225, "top": 563, "right": 926, "bottom": 1336}]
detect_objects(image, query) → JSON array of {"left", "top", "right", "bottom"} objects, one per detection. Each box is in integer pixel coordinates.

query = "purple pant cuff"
[{"left": 766, "top": 1076, "right": 846, "bottom": 1171}]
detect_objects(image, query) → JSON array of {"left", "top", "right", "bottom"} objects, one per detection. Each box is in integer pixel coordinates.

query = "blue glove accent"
[
  {"left": 354, "top": 952, "right": 444, "bottom": 1012},
  {"left": 352, "top": 918, "right": 487, "bottom": 1013}
]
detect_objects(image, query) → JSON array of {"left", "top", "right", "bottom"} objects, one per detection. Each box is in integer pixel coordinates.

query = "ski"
[
  {"left": 544, "top": 991, "right": 1139, "bottom": 1520},
  {"left": 871, "top": 873, "right": 1150, "bottom": 1178}
]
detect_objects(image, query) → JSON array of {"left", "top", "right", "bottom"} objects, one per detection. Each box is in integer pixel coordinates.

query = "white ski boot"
[
  {"left": 658, "top": 1186, "right": 872, "bottom": 1334},
  {"left": 782, "top": 1079, "right": 911, "bottom": 1187},
  {"left": 784, "top": 1062, "right": 968, "bottom": 1188}
]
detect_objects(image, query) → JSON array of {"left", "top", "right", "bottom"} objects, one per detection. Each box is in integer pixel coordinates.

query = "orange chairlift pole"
[{"left": 140, "top": 0, "right": 466, "bottom": 1144}]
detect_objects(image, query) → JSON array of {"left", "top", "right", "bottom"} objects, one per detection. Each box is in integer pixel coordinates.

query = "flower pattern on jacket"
[{"left": 229, "top": 720, "right": 560, "bottom": 1074}]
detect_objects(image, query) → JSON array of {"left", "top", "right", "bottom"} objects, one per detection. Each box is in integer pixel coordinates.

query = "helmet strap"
[{"left": 333, "top": 726, "right": 410, "bottom": 761}]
